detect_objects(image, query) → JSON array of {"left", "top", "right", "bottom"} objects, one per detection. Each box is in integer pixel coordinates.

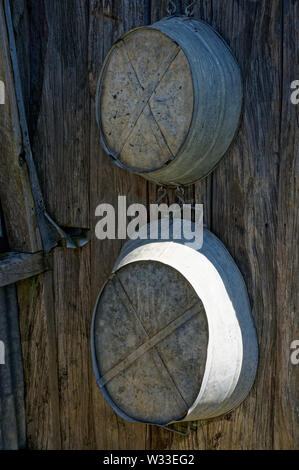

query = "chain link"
[
  {"left": 155, "top": 185, "right": 207, "bottom": 227},
  {"left": 102, "top": 0, "right": 197, "bottom": 18},
  {"left": 167, "top": 0, "right": 177, "bottom": 15},
  {"left": 102, "top": 0, "right": 112, "bottom": 11},
  {"left": 155, "top": 185, "right": 196, "bottom": 210},
  {"left": 155, "top": 186, "right": 168, "bottom": 205},
  {"left": 176, "top": 186, "right": 199, "bottom": 211},
  {"left": 175, "top": 186, "right": 185, "bottom": 206},
  {"left": 167, "top": 1, "right": 198, "bottom": 17},
  {"left": 185, "top": 0, "right": 198, "bottom": 17}
]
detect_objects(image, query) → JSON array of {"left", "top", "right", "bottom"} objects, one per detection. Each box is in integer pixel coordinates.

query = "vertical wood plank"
[
  {"left": 52, "top": 247, "right": 95, "bottom": 449},
  {"left": 17, "top": 271, "right": 62, "bottom": 449},
  {"left": 1, "top": 0, "right": 61, "bottom": 450},
  {"left": 206, "top": 0, "right": 282, "bottom": 449},
  {"left": 274, "top": 0, "right": 299, "bottom": 450},
  {"left": 33, "top": 0, "right": 92, "bottom": 449},
  {"left": 0, "top": 284, "right": 26, "bottom": 449},
  {"left": 0, "top": 0, "right": 41, "bottom": 253}
]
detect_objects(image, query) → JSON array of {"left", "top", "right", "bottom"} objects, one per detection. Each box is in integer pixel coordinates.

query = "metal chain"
[
  {"left": 156, "top": 186, "right": 196, "bottom": 209},
  {"left": 167, "top": 0, "right": 177, "bottom": 15},
  {"left": 175, "top": 186, "right": 185, "bottom": 206},
  {"left": 176, "top": 186, "right": 198, "bottom": 211},
  {"left": 155, "top": 186, "right": 168, "bottom": 205},
  {"left": 102, "top": 0, "right": 112, "bottom": 11},
  {"left": 167, "top": 1, "right": 198, "bottom": 17},
  {"left": 185, "top": 0, "right": 198, "bottom": 17},
  {"left": 102, "top": 0, "right": 197, "bottom": 19}
]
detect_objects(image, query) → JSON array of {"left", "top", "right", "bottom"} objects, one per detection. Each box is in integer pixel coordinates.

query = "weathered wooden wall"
[
  {"left": 0, "top": 214, "right": 26, "bottom": 450},
  {"left": 6, "top": 0, "right": 298, "bottom": 449}
]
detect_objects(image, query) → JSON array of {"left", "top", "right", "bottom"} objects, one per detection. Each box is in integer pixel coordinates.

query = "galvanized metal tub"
[
  {"left": 91, "top": 225, "right": 258, "bottom": 425},
  {"left": 96, "top": 15, "right": 243, "bottom": 186}
]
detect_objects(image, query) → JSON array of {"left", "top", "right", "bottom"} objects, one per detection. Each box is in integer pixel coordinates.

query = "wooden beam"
[
  {"left": 0, "top": 284, "right": 26, "bottom": 449},
  {"left": 0, "top": 0, "right": 42, "bottom": 253},
  {"left": 0, "top": 252, "right": 50, "bottom": 288},
  {"left": 274, "top": 0, "right": 299, "bottom": 450},
  {"left": 17, "top": 270, "right": 62, "bottom": 450}
]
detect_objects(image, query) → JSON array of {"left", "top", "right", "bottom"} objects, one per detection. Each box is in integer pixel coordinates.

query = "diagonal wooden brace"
[
  {"left": 1, "top": 0, "right": 90, "bottom": 255},
  {"left": 0, "top": 251, "right": 50, "bottom": 288}
]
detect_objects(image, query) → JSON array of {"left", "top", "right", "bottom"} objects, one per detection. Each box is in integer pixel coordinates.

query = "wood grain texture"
[
  {"left": 0, "top": 284, "right": 26, "bottom": 450},
  {"left": 11, "top": 0, "right": 93, "bottom": 450},
  {"left": 1, "top": 0, "right": 61, "bottom": 450},
  {"left": 194, "top": 0, "right": 294, "bottom": 450},
  {"left": 0, "top": 0, "right": 41, "bottom": 252},
  {"left": 9, "top": 0, "right": 298, "bottom": 450},
  {"left": 17, "top": 270, "right": 61, "bottom": 450},
  {"left": 186, "top": 0, "right": 280, "bottom": 450},
  {"left": 274, "top": 0, "right": 299, "bottom": 450},
  {"left": 0, "top": 251, "right": 49, "bottom": 287}
]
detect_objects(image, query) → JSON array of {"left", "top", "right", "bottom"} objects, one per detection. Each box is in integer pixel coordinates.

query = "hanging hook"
[
  {"left": 185, "top": 0, "right": 198, "bottom": 17},
  {"left": 175, "top": 186, "right": 185, "bottom": 206},
  {"left": 102, "top": 0, "right": 112, "bottom": 11},
  {"left": 155, "top": 186, "right": 168, "bottom": 205},
  {"left": 167, "top": 0, "right": 177, "bottom": 16}
]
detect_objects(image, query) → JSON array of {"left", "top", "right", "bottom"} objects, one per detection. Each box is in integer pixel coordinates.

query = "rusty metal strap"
[{"left": 98, "top": 303, "right": 200, "bottom": 388}]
